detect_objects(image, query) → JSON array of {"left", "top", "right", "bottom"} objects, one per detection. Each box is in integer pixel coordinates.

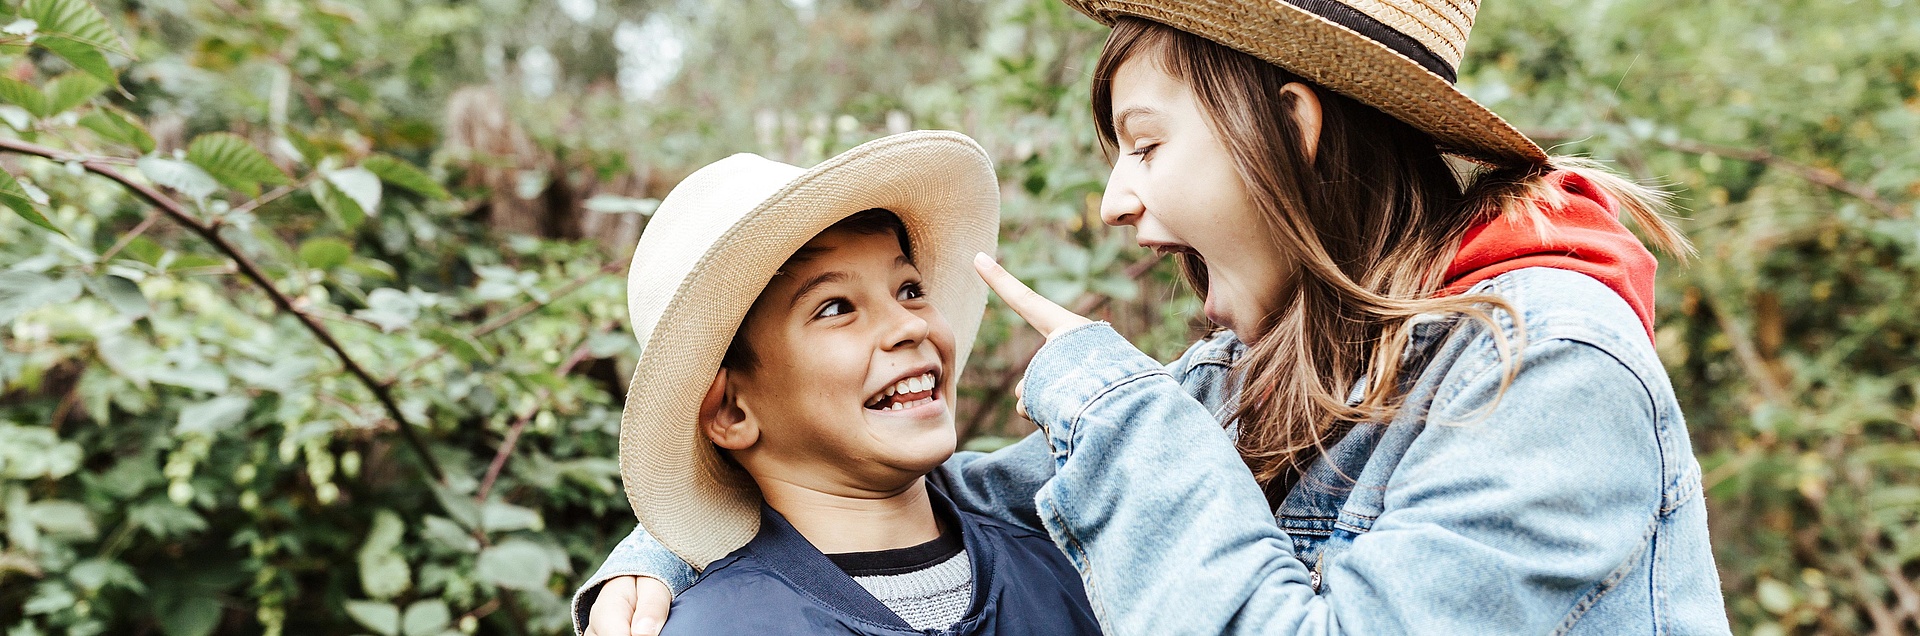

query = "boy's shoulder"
[{"left": 660, "top": 553, "right": 858, "bottom": 635}]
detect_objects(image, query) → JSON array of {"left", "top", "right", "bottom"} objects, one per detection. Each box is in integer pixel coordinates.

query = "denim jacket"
[{"left": 575, "top": 268, "right": 1731, "bottom": 635}]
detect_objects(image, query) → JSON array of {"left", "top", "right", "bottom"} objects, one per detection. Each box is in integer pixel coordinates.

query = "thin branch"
[
  {"left": 97, "top": 210, "right": 160, "bottom": 263},
  {"left": 388, "top": 258, "right": 629, "bottom": 384},
  {"left": 0, "top": 137, "right": 446, "bottom": 483},
  {"left": 962, "top": 252, "right": 1166, "bottom": 437},
  {"left": 1529, "top": 129, "right": 1908, "bottom": 218},
  {"left": 229, "top": 174, "right": 318, "bottom": 217},
  {"left": 475, "top": 326, "right": 606, "bottom": 502}
]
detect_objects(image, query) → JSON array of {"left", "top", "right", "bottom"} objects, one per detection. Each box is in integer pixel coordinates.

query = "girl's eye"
[
  {"left": 897, "top": 281, "right": 926, "bottom": 301},
  {"left": 815, "top": 299, "right": 852, "bottom": 319},
  {"left": 1128, "top": 143, "right": 1158, "bottom": 161}
]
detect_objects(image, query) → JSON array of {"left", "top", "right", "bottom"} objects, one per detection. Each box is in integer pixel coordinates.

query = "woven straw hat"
[
  {"left": 617, "top": 131, "right": 999, "bottom": 570},
  {"left": 1062, "top": 0, "right": 1547, "bottom": 166}
]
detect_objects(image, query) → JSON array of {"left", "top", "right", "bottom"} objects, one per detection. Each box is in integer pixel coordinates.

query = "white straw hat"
[
  {"left": 618, "top": 131, "right": 1000, "bottom": 570},
  {"left": 1062, "top": 0, "right": 1548, "bottom": 166}
]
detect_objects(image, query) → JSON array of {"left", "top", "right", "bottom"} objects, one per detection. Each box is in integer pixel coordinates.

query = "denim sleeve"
[
  {"left": 570, "top": 522, "right": 696, "bottom": 635},
  {"left": 1022, "top": 324, "right": 1664, "bottom": 635},
  {"left": 933, "top": 331, "right": 1229, "bottom": 534}
]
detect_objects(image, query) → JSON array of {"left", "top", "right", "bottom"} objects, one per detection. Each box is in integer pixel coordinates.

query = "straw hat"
[
  {"left": 1062, "top": 0, "right": 1548, "bottom": 166},
  {"left": 618, "top": 131, "right": 1000, "bottom": 570}
]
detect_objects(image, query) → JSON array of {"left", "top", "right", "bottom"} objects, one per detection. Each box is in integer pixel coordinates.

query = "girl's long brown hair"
[{"left": 1091, "top": 18, "right": 1691, "bottom": 489}]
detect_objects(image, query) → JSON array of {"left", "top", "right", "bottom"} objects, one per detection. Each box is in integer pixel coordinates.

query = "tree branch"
[
  {"left": 0, "top": 137, "right": 446, "bottom": 483},
  {"left": 1529, "top": 129, "right": 1909, "bottom": 219},
  {"left": 475, "top": 324, "right": 606, "bottom": 502},
  {"left": 388, "top": 257, "right": 629, "bottom": 385}
]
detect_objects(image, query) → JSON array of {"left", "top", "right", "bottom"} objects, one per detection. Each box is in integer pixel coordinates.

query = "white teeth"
[{"left": 868, "top": 372, "right": 938, "bottom": 410}]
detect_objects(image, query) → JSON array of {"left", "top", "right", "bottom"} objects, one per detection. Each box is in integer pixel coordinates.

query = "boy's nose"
[{"left": 880, "top": 302, "right": 932, "bottom": 350}]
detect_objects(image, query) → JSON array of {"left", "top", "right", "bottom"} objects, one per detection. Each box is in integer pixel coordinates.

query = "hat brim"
[
  {"left": 1063, "top": 0, "right": 1547, "bottom": 166},
  {"left": 618, "top": 132, "right": 1000, "bottom": 570}
]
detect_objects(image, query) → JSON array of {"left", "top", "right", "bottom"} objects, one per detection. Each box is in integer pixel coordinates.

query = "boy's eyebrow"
[{"left": 787, "top": 271, "right": 849, "bottom": 309}]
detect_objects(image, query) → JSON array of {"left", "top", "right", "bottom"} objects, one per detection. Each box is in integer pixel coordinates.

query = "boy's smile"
[{"left": 710, "top": 224, "right": 959, "bottom": 497}]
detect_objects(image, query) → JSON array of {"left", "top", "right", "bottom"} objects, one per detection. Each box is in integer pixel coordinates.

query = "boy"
[{"left": 597, "top": 131, "right": 1101, "bottom": 635}]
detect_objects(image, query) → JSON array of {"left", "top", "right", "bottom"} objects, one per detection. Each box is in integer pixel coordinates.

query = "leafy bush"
[{"left": 0, "top": 0, "right": 1914, "bottom": 634}]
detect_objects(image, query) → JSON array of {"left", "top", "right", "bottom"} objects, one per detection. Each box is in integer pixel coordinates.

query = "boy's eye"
[
  {"left": 897, "top": 281, "right": 925, "bottom": 301},
  {"left": 815, "top": 299, "right": 852, "bottom": 318}
]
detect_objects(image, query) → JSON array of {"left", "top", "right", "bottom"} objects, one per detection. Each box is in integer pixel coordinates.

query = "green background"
[{"left": 0, "top": 0, "right": 1916, "bottom": 633}]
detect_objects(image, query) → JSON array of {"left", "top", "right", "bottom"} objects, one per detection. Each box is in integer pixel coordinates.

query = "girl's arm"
[{"left": 1022, "top": 323, "right": 1667, "bottom": 635}]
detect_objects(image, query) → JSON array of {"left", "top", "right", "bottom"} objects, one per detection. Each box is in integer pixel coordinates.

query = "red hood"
[{"left": 1440, "top": 171, "right": 1660, "bottom": 344}]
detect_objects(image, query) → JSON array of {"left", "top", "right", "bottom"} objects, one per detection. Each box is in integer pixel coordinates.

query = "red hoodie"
[{"left": 1439, "top": 171, "right": 1660, "bottom": 344}]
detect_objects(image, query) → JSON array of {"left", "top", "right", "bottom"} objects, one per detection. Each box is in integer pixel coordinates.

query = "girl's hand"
[
  {"left": 972, "top": 253, "right": 1093, "bottom": 340},
  {"left": 584, "top": 575, "right": 672, "bottom": 636}
]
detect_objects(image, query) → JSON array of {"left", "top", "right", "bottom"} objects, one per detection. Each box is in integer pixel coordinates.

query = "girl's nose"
[{"left": 1100, "top": 165, "right": 1145, "bottom": 227}]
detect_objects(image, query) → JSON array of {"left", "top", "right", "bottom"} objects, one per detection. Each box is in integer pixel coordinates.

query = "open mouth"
[{"left": 864, "top": 370, "right": 940, "bottom": 412}]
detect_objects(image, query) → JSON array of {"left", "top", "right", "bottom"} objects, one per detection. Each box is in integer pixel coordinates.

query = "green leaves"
[
  {"left": 136, "top": 155, "right": 218, "bottom": 201},
  {"left": 0, "top": 271, "right": 81, "bottom": 324},
  {"left": 185, "top": 133, "right": 290, "bottom": 196},
  {"left": 357, "top": 510, "right": 412, "bottom": 600},
  {"left": 17, "top": 0, "right": 131, "bottom": 84},
  {"left": 0, "top": 168, "right": 60, "bottom": 235},
  {"left": 363, "top": 154, "right": 450, "bottom": 200},
  {"left": 346, "top": 599, "right": 453, "bottom": 636},
  {"left": 79, "top": 106, "right": 155, "bottom": 153},
  {"left": 474, "top": 538, "right": 552, "bottom": 591}
]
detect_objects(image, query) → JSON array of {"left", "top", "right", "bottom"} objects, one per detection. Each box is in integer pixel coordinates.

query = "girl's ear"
[
  {"left": 1279, "top": 82, "right": 1323, "bottom": 162},
  {"left": 699, "top": 369, "right": 757, "bottom": 451}
]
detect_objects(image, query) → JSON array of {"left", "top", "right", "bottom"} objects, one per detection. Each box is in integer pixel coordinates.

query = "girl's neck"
[{"left": 756, "top": 475, "right": 940, "bottom": 555}]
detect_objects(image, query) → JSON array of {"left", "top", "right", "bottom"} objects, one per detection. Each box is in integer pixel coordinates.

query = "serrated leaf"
[
  {"left": 344, "top": 600, "right": 401, "bottom": 636},
  {"left": 137, "top": 156, "right": 218, "bottom": 200},
  {"left": 353, "top": 287, "right": 418, "bottom": 333},
  {"left": 0, "top": 168, "right": 62, "bottom": 235},
  {"left": 0, "top": 271, "right": 81, "bottom": 324},
  {"left": 176, "top": 395, "right": 248, "bottom": 436},
  {"left": 78, "top": 105, "right": 154, "bottom": 152},
  {"left": 426, "top": 327, "right": 494, "bottom": 364},
  {"left": 186, "top": 132, "right": 289, "bottom": 196},
  {"left": 0, "top": 76, "right": 46, "bottom": 116},
  {"left": 357, "top": 510, "right": 411, "bottom": 600},
  {"left": 363, "top": 154, "right": 449, "bottom": 200},
  {"left": 26, "top": 500, "right": 96, "bottom": 538},
  {"left": 87, "top": 273, "right": 148, "bottom": 318},
  {"left": 400, "top": 600, "right": 451, "bottom": 636},
  {"left": 474, "top": 539, "right": 551, "bottom": 590},
  {"left": 42, "top": 71, "right": 105, "bottom": 114},
  {"left": 325, "top": 166, "right": 382, "bottom": 216},
  {"left": 310, "top": 178, "right": 366, "bottom": 230},
  {"left": 20, "top": 0, "right": 129, "bottom": 84},
  {"left": 298, "top": 237, "right": 353, "bottom": 270},
  {"left": 478, "top": 500, "right": 542, "bottom": 533}
]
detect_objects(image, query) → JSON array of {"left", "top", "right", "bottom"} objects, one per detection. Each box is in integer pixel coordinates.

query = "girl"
[{"left": 580, "top": 1, "right": 1731, "bottom": 634}]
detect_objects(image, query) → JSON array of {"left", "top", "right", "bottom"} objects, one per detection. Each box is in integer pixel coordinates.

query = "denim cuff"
[
  {"left": 1021, "top": 322, "right": 1168, "bottom": 447},
  {"left": 570, "top": 527, "right": 696, "bottom": 634}
]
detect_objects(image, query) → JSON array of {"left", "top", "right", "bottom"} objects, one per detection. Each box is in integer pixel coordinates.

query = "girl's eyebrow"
[
  {"left": 787, "top": 271, "right": 849, "bottom": 309},
  {"left": 1114, "top": 106, "right": 1163, "bottom": 139}
]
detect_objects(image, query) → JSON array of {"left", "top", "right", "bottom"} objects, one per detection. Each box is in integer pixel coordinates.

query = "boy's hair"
[{"left": 720, "top": 208, "right": 914, "bottom": 372}]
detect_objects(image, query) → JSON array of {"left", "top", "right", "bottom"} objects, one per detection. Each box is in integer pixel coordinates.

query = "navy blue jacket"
[{"left": 659, "top": 484, "right": 1101, "bottom": 635}]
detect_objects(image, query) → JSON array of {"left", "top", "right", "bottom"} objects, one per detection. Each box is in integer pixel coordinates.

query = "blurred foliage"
[{"left": 0, "top": 0, "right": 1914, "bottom": 634}]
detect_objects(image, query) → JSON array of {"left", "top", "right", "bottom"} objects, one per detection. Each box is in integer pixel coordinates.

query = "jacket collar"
[{"left": 742, "top": 481, "right": 999, "bottom": 631}]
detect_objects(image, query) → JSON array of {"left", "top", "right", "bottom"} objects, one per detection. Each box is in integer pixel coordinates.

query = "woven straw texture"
[
  {"left": 617, "top": 131, "right": 999, "bottom": 570},
  {"left": 1062, "top": 0, "right": 1547, "bottom": 165}
]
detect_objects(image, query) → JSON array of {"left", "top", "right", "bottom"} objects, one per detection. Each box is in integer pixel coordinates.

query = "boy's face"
[{"left": 715, "top": 227, "right": 958, "bottom": 495}]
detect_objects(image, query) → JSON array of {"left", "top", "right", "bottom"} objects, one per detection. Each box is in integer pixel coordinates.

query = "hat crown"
[
  {"left": 626, "top": 153, "right": 805, "bottom": 351},
  {"left": 1338, "top": 0, "right": 1477, "bottom": 70}
]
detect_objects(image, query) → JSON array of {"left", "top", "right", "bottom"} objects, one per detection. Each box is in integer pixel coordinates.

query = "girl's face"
[{"left": 1098, "top": 55, "right": 1293, "bottom": 341}]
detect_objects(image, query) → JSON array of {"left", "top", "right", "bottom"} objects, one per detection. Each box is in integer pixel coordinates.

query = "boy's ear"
[{"left": 699, "top": 369, "right": 756, "bottom": 451}]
